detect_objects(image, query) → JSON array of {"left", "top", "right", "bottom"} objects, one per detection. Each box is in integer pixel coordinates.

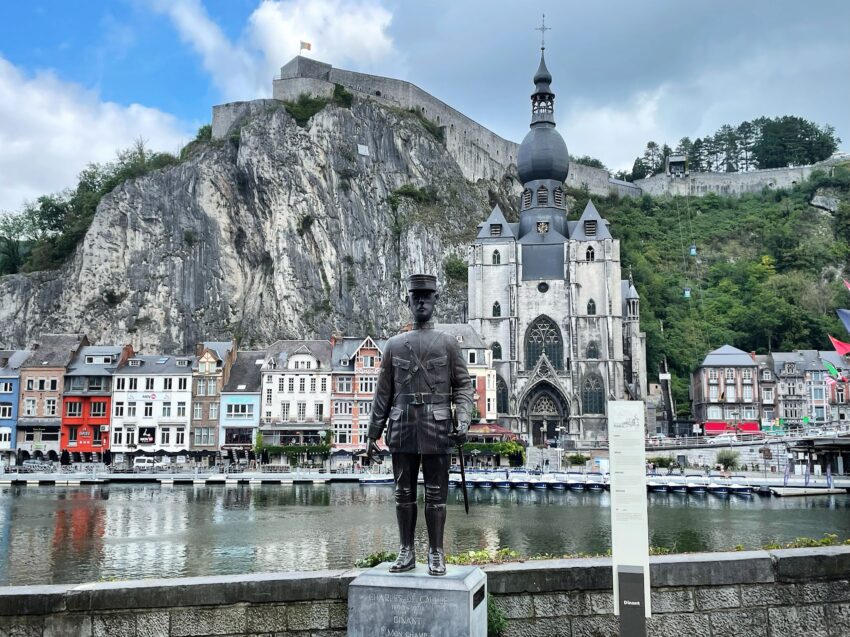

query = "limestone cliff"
[{"left": 0, "top": 98, "right": 518, "bottom": 352}]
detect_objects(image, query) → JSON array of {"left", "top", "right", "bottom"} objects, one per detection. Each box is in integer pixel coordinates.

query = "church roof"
[
  {"left": 701, "top": 345, "right": 755, "bottom": 367},
  {"left": 475, "top": 205, "right": 515, "bottom": 241},
  {"left": 517, "top": 225, "right": 567, "bottom": 245},
  {"left": 570, "top": 201, "right": 612, "bottom": 240}
]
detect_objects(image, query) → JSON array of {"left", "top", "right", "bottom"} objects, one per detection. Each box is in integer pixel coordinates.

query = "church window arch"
[
  {"left": 587, "top": 299, "right": 596, "bottom": 315},
  {"left": 524, "top": 316, "right": 563, "bottom": 370},
  {"left": 492, "top": 301, "right": 501, "bottom": 318},
  {"left": 586, "top": 246, "right": 595, "bottom": 261},
  {"left": 522, "top": 189, "right": 532, "bottom": 209},
  {"left": 587, "top": 341, "right": 600, "bottom": 359},
  {"left": 554, "top": 186, "right": 564, "bottom": 208},
  {"left": 496, "top": 376, "right": 509, "bottom": 414},
  {"left": 492, "top": 342, "right": 503, "bottom": 360},
  {"left": 582, "top": 375, "right": 605, "bottom": 414},
  {"left": 492, "top": 250, "right": 501, "bottom": 265},
  {"left": 536, "top": 185, "right": 548, "bottom": 206}
]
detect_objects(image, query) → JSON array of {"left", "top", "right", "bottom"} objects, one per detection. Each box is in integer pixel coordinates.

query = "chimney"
[{"left": 750, "top": 351, "right": 756, "bottom": 361}]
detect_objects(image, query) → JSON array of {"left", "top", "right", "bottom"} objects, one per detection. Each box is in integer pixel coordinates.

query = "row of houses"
[
  {"left": 0, "top": 326, "right": 497, "bottom": 464},
  {"left": 691, "top": 345, "right": 850, "bottom": 433}
]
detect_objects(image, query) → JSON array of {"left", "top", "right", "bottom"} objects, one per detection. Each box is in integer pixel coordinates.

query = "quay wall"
[{"left": 2, "top": 546, "right": 849, "bottom": 636}]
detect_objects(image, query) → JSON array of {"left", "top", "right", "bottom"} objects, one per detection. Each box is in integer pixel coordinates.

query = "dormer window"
[
  {"left": 522, "top": 189, "right": 532, "bottom": 209},
  {"left": 342, "top": 358, "right": 349, "bottom": 366},
  {"left": 176, "top": 359, "right": 189, "bottom": 367},
  {"left": 456, "top": 335, "right": 463, "bottom": 343},
  {"left": 584, "top": 220, "right": 597, "bottom": 237},
  {"left": 536, "top": 186, "right": 548, "bottom": 206},
  {"left": 128, "top": 359, "right": 141, "bottom": 367},
  {"left": 489, "top": 224, "right": 502, "bottom": 237}
]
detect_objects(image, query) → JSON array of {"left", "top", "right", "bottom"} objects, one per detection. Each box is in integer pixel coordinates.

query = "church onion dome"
[{"left": 517, "top": 51, "right": 569, "bottom": 185}]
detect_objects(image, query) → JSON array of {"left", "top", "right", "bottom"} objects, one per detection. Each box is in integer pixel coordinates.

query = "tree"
[
  {"left": 630, "top": 157, "right": 649, "bottom": 180},
  {"left": 716, "top": 450, "right": 740, "bottom": 471},
  {"left": 643, "top": 141, "right": 661, "bottom": 174},
  {"left": 571, "top": 155, "right": 608, "bottom": 170},
  {"left": 0, "top": 212, "right": 27, "bottom": 275},
  {"left": 737, "top": 121, "right": 756, "bottom": 171}
]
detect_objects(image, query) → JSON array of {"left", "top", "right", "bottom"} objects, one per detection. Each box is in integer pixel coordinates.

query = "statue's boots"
[
  {"left": 389, "top": 503, "right": 417, "bottom": 573},
  {"left": 425, "top": 504, "right": 447, "bottom": 576}
]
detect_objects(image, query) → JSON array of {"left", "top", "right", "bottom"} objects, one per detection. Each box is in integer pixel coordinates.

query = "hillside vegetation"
[{"left": 569, "top": 163, "right": 850, "bottom": 412}]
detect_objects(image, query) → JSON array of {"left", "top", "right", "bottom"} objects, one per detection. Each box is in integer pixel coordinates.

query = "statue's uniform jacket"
[{"left": 368, "top": 323, "right": 474, "bottom": 454}]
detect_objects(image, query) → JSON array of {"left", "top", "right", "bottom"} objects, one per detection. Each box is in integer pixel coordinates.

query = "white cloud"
[
  {"left": 0, "top": 57, "right": 191, "bottom": 211},
  {"left": 155, "top": 0, "right": 396, "bottom": 102}
]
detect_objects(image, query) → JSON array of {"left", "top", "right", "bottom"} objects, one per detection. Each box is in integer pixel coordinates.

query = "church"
[{"left": 466, "top": 50, "right": 647, "bottom": 443}]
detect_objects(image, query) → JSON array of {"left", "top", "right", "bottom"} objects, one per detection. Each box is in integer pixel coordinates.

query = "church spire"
[{"left": 531, "top": 15, "right": 555, "bottom": 127}]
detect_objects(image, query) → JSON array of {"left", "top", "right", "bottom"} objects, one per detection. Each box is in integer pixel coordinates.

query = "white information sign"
[{"left": 608, "top": 401, "right": 651, "bottom": 618}]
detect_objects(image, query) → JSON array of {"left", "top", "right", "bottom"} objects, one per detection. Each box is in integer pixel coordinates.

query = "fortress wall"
[
  {"left": 636, "top": 164, "right": 821, "bottom": 198},
  {"left": 211, "top": 99, "right": 280, "bottom": 140}
]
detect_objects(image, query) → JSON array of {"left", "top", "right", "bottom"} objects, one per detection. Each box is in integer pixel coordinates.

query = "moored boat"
[
  {"left": 566, "top": 472, "right": 586, "bottom": 490},
  {"left": 586, "top": 472, "right": 606, "bottom": 491},
  {"left": 510, "top": 471, "right": 531, "bottom": 489},
  {"left": 728, "top": 475, "right": 754, "bottom": 496},
  {"left": 669, "top": 478, "right": 688, "bottom": 494},
  {"left": 707, "top": 474, "right": 730, "bottom": 496},
  {"left": 358, "top": 474, "right": 394, "bottom": 485},
  {"left": 549, "top": 473, "right": 568, "bottom": 490},
  {"left": 685, "top": 474, "right": 708, "bottom": 494},
  {"left": 530, "top": 475, "right": 552, "bottom": 490},
  {"left": 647, "top": 474, "right": 668, "bottom": 493}
]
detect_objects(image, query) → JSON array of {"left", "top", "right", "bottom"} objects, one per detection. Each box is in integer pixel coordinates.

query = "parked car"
[
  {"left": 133, "top": 457, "right": 156, "bottom": 471},
  {"left": 710, "top": 434, "right": 738, "bottom": 444},
  {"left": 20, "top": 459, "right": 54, "bottom": 473}
]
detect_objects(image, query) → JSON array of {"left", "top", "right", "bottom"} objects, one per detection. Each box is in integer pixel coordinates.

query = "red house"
[{"left": 60, "top": 345, "right": 133, "bottom": 461}]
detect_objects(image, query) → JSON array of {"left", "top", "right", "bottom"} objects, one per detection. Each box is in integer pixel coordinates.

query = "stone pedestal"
[{"left": 348, "top": 563, "right": 487, "bottom": 637}]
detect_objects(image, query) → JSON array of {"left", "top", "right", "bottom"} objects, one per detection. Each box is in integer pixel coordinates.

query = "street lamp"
[{"left": 556, "top": 425, "right": 567, "bottom": 472}]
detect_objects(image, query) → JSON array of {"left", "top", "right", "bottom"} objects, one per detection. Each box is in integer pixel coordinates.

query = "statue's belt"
[{"left": 395, "top": 392, "right": 452, "bottom": 406}]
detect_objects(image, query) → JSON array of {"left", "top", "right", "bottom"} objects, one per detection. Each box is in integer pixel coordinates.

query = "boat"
[
  {"left": 728, "top": 475, "right": 754, "bottom": 497},
  {"left": 646, "top": 473, "right": 668, "bottom": 493},
  {"left": 566, "top": 472, "right": 586, "bottom": 490},
  {"left": 494, "top": 471, "right": 513, "bottom": 489},
  {"left": 477, "top": 473, "right": 494, "bottom": 489},
  {"left": 549, "top": 473, "right": 568, "bottom": 490},
  {"left": 707, "top": 474, "right": 730, "bottom": 496},
  {"left": 530, "top": 474, "right": 552, "bottom": 490},
  {"left": 358, "top": 473, "right": 394, "bottom": 485},
  {"left": 448, "top": 473, "right": 462, "bottom": 487},
  {"left": 586, "top": 472, "right": 606, "bottom": 491},
  {"left": 685, "top": 474, "right": 708, "bottom": 494},
  {"left": 756, "top": 485, "right": 772, "bottom": 497},
  {"left": 509, "top": 471, "right": 531, "bottom": 489},
  {"left": 668, "top": 477, "right": 688, "bottom": 494}
]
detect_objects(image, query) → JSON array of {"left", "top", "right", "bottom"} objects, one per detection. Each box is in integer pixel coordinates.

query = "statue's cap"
[{"left": 406, "top": 274, "right": 437, "bottom": 292}]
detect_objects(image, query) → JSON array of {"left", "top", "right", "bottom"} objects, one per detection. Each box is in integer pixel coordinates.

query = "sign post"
[{"left": 608, "top": 401, "right": 651, "bottom": 636}]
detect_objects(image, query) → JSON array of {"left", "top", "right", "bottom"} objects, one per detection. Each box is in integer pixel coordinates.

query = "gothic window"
[
  {"left": 531, "top": 396, "right": 558, "bottom": 415},
  {"left": 492, "top": 301, "right": 501, "bottom": 317},
  {"left": 496, "top": 376, "right": 509, "bottom": 414},
  {"left": 492, "top": 342, "right": 503, "bottom": 360},
  {"left": 524, "top": 316, "right": 563, "bottom": 370},
  {"left": 582, "top": 375, "right": 605, "bottom": 414},
  {"left": 554, "top": 186, "right": 564, "bottom": 208},
  {"left": 492, "top": 249, "right": 501, "bottom": 265},
  {"left": 587, "top": 299, "right": 596, "bottom": 315},
  {"left": 536, "top": 185, "right": 548, "bottom": 206},
  {"left": 522, "top": 189, "right": 532, "bottom": 209},
  {"left": 587, "top": 341, "right": 599, "bottom": 359},
  {"left": 586, "top": 246, "right": 595, "bottom": 261}
]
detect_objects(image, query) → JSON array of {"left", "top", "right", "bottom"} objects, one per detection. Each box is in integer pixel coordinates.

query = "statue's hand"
[
  {"left": 365, "top": 438, "right": 383, "bottom": 465},
  {"left": 449, "top": 421, "right": 469, "bottom": 446}
]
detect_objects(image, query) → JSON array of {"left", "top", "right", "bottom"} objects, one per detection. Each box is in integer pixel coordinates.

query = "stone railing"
[{"left": 2, "top": 546, "right": 848, "bottom": 636}]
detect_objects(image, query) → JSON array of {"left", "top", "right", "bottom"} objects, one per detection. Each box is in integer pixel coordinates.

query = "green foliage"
[
  {"left": 354, "top": 551, "right": 397, "bottom": 568},
  {"left": 487, "top": 595, "right": 507, "bottom": 637},
  {"left": 3, "top": 139, "right": 179, "bottom": 273},
  {"left": 254, "top": 431, "right": 264, "bottom": 450},
  {"left": 102, "top": 289, "right": 126, "bottom": 307},
  {"left": 570, "top": 154, "right": 607, "bottom": 170},
  {"left": 762, "top": 534, "right": 842, "bottom": 550},
  {"left": 389, "top": 184, "right": 438, "bottom": 211},
  {"left": 715, "top": 450, "right": 740, "bottom": 471},
  {"left": 647, "top": 456, "right": 674, "bottom": 468},
  {"left": 180, "top": 124, "right": 213, "bottom": 159},
  {"left": 183, "top": 230, "right": 196, "bottom": 246},
  {"left": 567, "top": 453, "right": 589, "bottom": 466},
  {"left": 407, "top": 108, "right": 444, "bottom": 142},
  {"left": 463, "top": 441, "right": 525, "bottom": 466},
  {"left": 283, "top": 93, "right": 330, "bottom": 127},
  {"left": 444, "top": 254, "right": 467, "bottom": 284},
  {"left": 332, "top": 83, "right": 354, "bottom": 108}
]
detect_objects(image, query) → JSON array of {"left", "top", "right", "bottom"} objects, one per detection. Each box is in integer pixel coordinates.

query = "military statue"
[{"left": 365, "top": 274, "right": 474, "bottom": 576}]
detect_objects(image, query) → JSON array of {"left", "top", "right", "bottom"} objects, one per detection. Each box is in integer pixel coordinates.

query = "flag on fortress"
[
  {"left": 839, "top": 309, "right": 850, "bottom": 335},
  {"left": 300, "top": 41, "right": 312, "bottom": 51},
  {"left": 830, "top": 334, "right": 850, "bottom": 358},
  {"left": 843, "top": 279, "right": 850, "bottom": 293}
]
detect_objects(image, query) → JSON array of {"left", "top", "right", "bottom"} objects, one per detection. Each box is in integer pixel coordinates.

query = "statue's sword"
[{"left": 453, "top": 410, "right": 469, "bottom": 515}]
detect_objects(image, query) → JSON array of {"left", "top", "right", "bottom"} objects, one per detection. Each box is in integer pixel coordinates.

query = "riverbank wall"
[{"left": 2, "top": 546, "right": 848, "bottom": 636}]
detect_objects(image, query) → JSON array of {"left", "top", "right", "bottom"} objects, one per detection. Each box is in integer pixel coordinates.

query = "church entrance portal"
[{"left": 520, "top": 383, "right": 569, "bottom": 447}]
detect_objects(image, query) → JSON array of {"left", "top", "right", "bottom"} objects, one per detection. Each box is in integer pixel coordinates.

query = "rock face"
[{"left": 0, "top": 98, "right": 517, "bottom": 352}]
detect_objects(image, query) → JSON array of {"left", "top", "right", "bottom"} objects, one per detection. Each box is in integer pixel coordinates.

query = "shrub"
[
  {"left": 297, "top": 215, "right": 314, "bottom": 236},
  {"left": 332, "top": 83, "right": 353, "bottom": 108},
  {"left": 183, "top": 230, "right": 196, "bottom": 246},
  {"left": 567, "top": 453, "right": 589, "bottom": 466},
  {"left": 715, "top": 449, "right": 740, "bottom": 471},
  {"left": 284, "top": 93, "right": 330, "bottom": 127}
]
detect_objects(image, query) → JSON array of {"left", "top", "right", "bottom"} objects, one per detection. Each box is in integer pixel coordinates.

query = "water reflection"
[{"left": 0, "top": 484, "right": 848, "bottom": 585}]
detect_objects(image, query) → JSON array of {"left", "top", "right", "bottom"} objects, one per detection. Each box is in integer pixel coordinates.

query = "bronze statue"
[{"left": 365, "top": 274, "right": 474, "bottom": 575}]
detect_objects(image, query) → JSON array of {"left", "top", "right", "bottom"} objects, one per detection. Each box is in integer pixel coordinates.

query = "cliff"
[{"left": 0, "top": 97, "right": 517, "bottom": 352}]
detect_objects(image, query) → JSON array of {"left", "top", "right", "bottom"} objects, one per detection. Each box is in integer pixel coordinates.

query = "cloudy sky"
[{"left": 1, "top": 0, "right": 848, "bottom": 210}]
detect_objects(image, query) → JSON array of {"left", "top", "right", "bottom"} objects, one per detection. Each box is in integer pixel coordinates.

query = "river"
[{"left": 1, "top": 483, "right": 848, "bottom": 585}]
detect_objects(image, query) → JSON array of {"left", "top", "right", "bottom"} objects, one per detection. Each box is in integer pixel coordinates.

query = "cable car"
[
  {"left": 689, "top": 243, "right": 697, "bottom": 257},
  {"left": 683, "top": 287, "right": 692, "bottom": 299}
]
